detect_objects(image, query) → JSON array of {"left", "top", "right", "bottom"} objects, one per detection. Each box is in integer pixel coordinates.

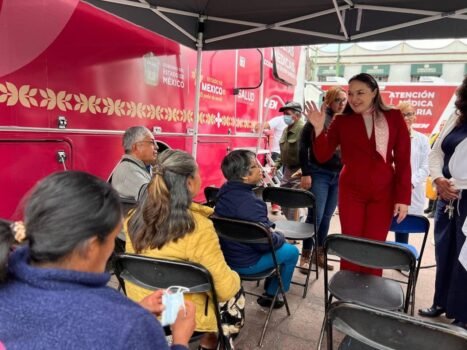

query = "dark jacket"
[
  {"left": 275, "top": 118, "right": 305, "bottom": 169},
  {"left": 0, "top": 248, "right": 187, "bottom": 350},
  {"left": 299, "top": 108, "right": 342, "bottom": 176},
  {"left": 214, "top": 181, "right": 285, "bottom": 268}
]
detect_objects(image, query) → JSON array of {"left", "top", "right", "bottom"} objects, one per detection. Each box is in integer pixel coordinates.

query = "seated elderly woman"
[
  {"left": 0, "top": 171, "right": 195, "bottom": 349},
  {"left": 214, "top": 149, "right": 299, "bottom": 309},
  {"left": 125, "top": 149, "right": 244, "bottom": 350}
]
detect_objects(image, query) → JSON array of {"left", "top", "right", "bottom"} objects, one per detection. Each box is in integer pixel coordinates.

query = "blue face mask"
[
  {"left": 160, "top": 286, "right": 189, "bottom": 326},
  {"left": 283, "top": 115, "right": 294, "bottom": 125}
]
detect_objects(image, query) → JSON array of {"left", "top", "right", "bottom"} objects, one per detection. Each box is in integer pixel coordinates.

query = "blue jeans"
[
  {"left": 303, "top": 165, "right": 339, "bottom": 250},
  {"left": 235, "top": 243, "right": 299, "bottom": 296}
]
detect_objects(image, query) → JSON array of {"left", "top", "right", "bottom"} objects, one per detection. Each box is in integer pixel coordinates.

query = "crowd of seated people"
[
  {"left": 3, "top": 75, "right": 467, "bottom": 348},
  {"left": 124, "top": 149, "right": 244, "bottom": 350}
]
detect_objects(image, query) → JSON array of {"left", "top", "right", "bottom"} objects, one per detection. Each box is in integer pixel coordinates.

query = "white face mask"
[{"left": 160, "top": 286, "right": 189, "bottom": 326}]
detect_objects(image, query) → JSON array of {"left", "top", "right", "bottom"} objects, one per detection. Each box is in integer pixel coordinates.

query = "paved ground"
[
  {"left": 231, "top": 209, "right": 443, "bottom": 350},
  {"left": 110, "top": 209, "right": 457, "bottom": 349}
]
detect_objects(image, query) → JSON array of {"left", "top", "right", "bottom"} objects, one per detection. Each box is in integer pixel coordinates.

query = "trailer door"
[
  {"left": 0, "top": 139, "right": 72, "bottom": 219},
  {"left": 235, "top": 49, "right": 263, "bottom": 132}
]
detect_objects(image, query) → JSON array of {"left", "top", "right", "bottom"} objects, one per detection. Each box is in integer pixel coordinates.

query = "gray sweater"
[{"left": 110, "top": 154, "right": 151, "bottom": 200}]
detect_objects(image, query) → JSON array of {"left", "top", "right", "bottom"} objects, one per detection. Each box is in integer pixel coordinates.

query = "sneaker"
[
  {"left": 427, "top": 211, "right": 434, "bottom": 218},
  {"left": 256, "top": 293, "right": 285, "bottom": 309},
  {"left": 271, "top": 203, "right": 280, "bottom": 215}
]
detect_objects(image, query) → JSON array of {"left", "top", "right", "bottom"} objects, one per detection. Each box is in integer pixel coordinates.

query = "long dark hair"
[
  {"left": 343, "top": 73, "right": 391, "bottom": 114},
  {"left": 0, "top": 171, "right": 122, "bottom": 281},
  {"left": 128, "top": 149, "right": 197, "bottom": 252},
  {"left": 455, "top": 76, "right": 467, "bottom": 126}
]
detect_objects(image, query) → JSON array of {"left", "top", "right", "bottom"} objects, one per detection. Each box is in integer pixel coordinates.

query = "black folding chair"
[
  {"left": 323, "top": 234, "right": 417, "bottom": 315},
  {"left": 262, "top": 186, "right": 318, "bottom": 297},
  {"left": 119, "top": 195, "right": 138, "bottom": 216},
  {"left": 105, "top": 196, "right": 137, "bottom": 274},
  {"left": 318, "top": 301, "right": 467, "bottom": 350},
  {"left": 114, "top": 254, "right": 230, "bottom": 350},
  {"left": 204, "top": 186, "right": 220, "bottom": 208},
  {"left": 211, "top": 215, "right": 291, "bottom": 347}
]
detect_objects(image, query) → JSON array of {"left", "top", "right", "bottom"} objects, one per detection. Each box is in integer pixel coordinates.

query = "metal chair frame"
[
  {"left": 262, "top": 186, "right": 319, "bottom": 297},
  {"left": 318, "top": 301, "right": 467, "bottom": 350},
  {"left": 114, "top": 254, "right": 230, "bottom": 350},
  {"left": 211, "top": 215, "right": 291, "bottom": 347},
  {"left": 323, "top": 234, "right": 417, "bottom": 315},
  {"left": 204, "top": 186, "right": 220, "bottom": 208},
  {"left": 387, "top": 214, "right": 430, "bottom": 308}
]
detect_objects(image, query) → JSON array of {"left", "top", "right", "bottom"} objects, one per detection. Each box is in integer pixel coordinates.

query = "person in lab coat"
[{"left": 394, "top": 101, "right": 430, "bottom": 243}]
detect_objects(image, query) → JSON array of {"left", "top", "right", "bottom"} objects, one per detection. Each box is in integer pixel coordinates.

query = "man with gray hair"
[{"left": 109, "top": 126, "right": 158, "bottom": 200}]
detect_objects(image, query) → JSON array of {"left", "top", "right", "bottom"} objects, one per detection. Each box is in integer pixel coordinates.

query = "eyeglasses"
[
  {"left": 138, "top": 140, "right": 157, "bottom": 147},
  {"left": 402, "top": 112, "right": 415, "bottom": 118}
]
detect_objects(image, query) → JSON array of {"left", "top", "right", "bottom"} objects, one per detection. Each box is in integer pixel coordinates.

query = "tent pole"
[{"left": 191, "top": 18, "right": 204, "bottom": 159}]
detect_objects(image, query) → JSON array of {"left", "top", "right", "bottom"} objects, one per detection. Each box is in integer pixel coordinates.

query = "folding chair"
[
  {"left": 318, "top": 301, "right": 467, "bottom": 350},
  {"left": 106, "top": 196, "right": 137, "bottom": 274},
  {"left": 323, "top": 234, "right": 417, "bottom": 315},
  {"left": 211, "top": 215, "right": 291, "bottom": 347},
  {"left": 114, "top": 254, "right": 230, "bottom": 350},
  {"left": 387, "top": 214, "right": 430, "bottom": 280},
  {"left": 119, "top": 195, "right": 138, "bottom": 216},
  {"left": 262, "top": 186, "right": 318, "bottom": 297},
  {"left": 204, "top": 186, "right": 220, "bottom": 208}
]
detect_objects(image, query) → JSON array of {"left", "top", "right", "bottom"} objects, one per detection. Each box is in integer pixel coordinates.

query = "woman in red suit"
[{"left": 306, "top": 73, "right": 412, "bottom": 275}]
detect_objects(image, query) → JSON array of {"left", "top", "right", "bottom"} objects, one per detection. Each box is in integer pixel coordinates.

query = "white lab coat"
[
  {"left": 448, "top": 137, "right": 467, "bottom": 270},
  {"left": 409, "top": 130, "right": 430, "bottom": 215},
  {"left": 429, "top": 112, "right": 458, "bottom": 181}
]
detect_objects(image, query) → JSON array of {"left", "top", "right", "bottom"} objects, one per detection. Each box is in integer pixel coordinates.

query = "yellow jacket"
[{"left": 124, "top": 203, "right": 240, "bottom": 332}]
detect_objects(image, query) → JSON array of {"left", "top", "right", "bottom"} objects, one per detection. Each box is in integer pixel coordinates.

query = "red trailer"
[{"left": 0, "top": 0, "right": 302, "bottom": 219}]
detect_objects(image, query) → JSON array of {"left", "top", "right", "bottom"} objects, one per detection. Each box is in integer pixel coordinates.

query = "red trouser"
[{"left": 338, "top": 183, "right": 394, "bottom": 276}]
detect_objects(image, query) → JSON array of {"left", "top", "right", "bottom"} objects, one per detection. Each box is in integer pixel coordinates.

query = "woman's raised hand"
[{"left": 304, "top": 101, "right": 326, "bottom": 136}]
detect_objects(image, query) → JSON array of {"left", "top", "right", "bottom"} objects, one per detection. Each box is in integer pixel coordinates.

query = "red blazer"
[{"left": 314, "top": 108, "right": 411, "bottom": 205}]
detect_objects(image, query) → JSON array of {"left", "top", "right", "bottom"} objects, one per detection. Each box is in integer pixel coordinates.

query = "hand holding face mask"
[{"left": 160, "top": 286, "right": 189, "bottom": 326}]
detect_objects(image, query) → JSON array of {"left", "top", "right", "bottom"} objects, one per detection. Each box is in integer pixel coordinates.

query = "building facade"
[{"left": 308, "top": 39, "right": 467, "bottom": 83}]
